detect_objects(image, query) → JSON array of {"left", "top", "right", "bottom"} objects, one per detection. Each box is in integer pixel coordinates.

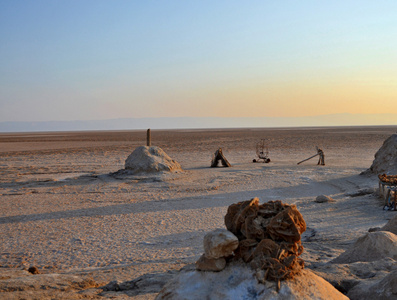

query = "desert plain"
[{"left": 1, "top": 125, "right": 397, "bottom": 299}]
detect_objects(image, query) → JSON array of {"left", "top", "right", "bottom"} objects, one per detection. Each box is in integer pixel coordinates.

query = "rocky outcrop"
[
  {"left": 332, "top": 231, "right": 397, "bottom": 264},
  {"left": 124, "top": 146, "right": 182, "bottom": 174},
  {"left": 224, "top": 198, "right": 306, "bottom": 282},
  {"left": 157, "top": 263, "right": 348, "bottom": 300},
  {"left": 380, "top": 214, "right": 397, "bottom": 235},
  {"left": 347, "top": 269, "right": 397, "bottom": 300},
  {"left": 157, "top": 198, "right": 346, "bottom": 299},
  {"left": 366, "top": 134, "right": 397, "bottom": 174}
]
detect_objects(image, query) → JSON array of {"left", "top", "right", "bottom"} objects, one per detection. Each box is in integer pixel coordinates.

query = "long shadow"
[{"left": 0, "top": 173, "right": 377, "bottom": 225}]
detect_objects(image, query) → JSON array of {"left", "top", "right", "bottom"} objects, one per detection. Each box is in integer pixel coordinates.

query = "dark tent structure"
[{"left": 211, "top": 148, "right": 232, "bottom": 167}]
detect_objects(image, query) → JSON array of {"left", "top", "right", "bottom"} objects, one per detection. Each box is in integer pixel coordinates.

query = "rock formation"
[
  {"left": 156, "top": 263, "right": 348, "bottom": 300},
  {"left": 379, "top": 214, "right": 397, "bottom": 235},
  {"left": 315, "top": 195, "right": 335, "bottom": 203},
  {"left": 124, "top": 146, "right": 182, "bottom": 174},
  {"left": 366, "top": 134, "right": 397, "bottom": 174},
  {"left": 347, "top": 269, "right": 397, "bottom": 300},
  {"left": 223, "top": 198, "right": 306, "bottom": 282},
  {"left": 332, "top": 231, "right": 397, "bottom": 264},
  {"left": 157, "top": 198, "right": 347, "bottom": 299}
]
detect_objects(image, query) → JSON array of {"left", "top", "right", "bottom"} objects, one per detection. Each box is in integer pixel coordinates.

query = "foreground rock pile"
[
  {"left": 157, "top": 199, "right": 348, "bottom": 299},
  {"left": 198, "top": 198, "right": 306, "bottom": 283}
]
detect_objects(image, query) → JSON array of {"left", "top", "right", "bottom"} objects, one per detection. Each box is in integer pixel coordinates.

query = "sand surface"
[{"left": 1, "top": 126, "right": 397, "bottom": 299}]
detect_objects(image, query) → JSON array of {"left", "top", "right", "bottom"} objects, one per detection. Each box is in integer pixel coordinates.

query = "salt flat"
[{"left": 0, "top": 126, "right": 396, "bottom": 299}]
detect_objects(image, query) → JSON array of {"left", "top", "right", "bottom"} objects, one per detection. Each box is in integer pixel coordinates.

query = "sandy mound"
[
  {"left": 347, "top": 269, "right": 397, "bottom": 300},
  {"left": 380, "top": 214, "right": 397, "bottom": 235},
  {"left": 124, "top": 146, "right": 182, "bottom": 173},
  {"left": 332, "top": 231, "right": 397, "bottom": 264},
  {"left": 367, "top": 134, "right": 397, "bottom": 174}
]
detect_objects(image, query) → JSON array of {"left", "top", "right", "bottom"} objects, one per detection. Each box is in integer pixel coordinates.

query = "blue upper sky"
[{"left": 1, "top": 1, "right": 397, "bottom": 125}]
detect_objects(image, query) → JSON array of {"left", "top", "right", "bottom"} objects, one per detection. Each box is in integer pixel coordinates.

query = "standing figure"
[{"left": 317, "top": 148, "right": 325, "bottom": 165}]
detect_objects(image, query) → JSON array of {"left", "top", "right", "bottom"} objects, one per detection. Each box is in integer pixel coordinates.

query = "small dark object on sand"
[
  {"left": 211, "top": 148, "right": 231, "bottom": 167},
  {"left": 28, "top": 266, "right": 40, "bottom": 274}
]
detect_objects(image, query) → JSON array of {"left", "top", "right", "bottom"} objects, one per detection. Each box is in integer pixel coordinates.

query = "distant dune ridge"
[{"left": 1, "top": 113, "right": 397, "bottom": 132}]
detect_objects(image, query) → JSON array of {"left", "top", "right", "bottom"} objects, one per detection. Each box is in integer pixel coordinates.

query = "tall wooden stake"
[{"left": 147, "top": 129, "right": 151, "bottom": 147}]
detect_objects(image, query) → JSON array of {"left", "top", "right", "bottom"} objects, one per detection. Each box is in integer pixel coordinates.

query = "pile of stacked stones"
[{"left": 196, "top": 198, "right": 306, "bottom": 284}]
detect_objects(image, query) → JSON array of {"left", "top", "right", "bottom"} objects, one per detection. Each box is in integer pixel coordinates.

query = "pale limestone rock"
[
  {"left": 124, "top": 146, "right": 182, "bottom": 173},
  {"left": 195, "top": 254, "right": 226, "bottom": 272},
  {"left": 367, "top": 134, "right": 397, "bottom": 174},
  {"left": 380, "top": 214, "right": 397, "bottom": 235},
  {"left": 203, "top": 229, "right": 239, "bottom": 259},
  {"left": 156, "top": 263, "right": 348, "bottom": 300},
  {"left": 315, "top": 195, "right": 335, "bottom": 203},
  {"left": 332, "top": 231, "right": 397, "bottom": 264},
  {"left": 347, "top": 269, "right": 397, "bottom": 300}
]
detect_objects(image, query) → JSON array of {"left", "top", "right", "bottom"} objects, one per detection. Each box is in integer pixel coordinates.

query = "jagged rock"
[
  {"left": 379, "top": 214, "right": 397, "bottom": 235},
  {"left": 332, "top": 231, "right": 397, "bottom": 264},
  {"left": 366, "top": 134, "right": 397, "bottom": 174},
  {"left": 315, "top": 195, "right": 335, "bottom": 203},
  {"left": 156, "top": 263, "right": 348, "bottom": 300},
  {"left": 195, "top": 255, "right": 226, "bottom": 272},
  {"left": 203, "top": 229, "right": 239, "bottom": 259},
  {"left": 266, "top": 206, "right": 306, "bottom": 244},
  {"left": 347, "top": 269, "right": 397, "bottom": 300},
  {"left": 223, "top": 199, "right": 306, "bottom": 282},
  {"left": 124, "top": 146, "right": 182, "bottom": 173}
]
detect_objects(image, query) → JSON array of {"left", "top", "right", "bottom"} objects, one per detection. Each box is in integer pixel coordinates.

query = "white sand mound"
[
  {"left": 367, "top": 134, "right": 397, "bottom": 174},
  {"left": 332, "top": 231, "right": 397, "bottom": 264},
  {"left": 156, "top": 263, "right": 347, "bottom": 300},
  {"left": 347, "top": 269, "right": 397, "bottom": 300},
  {"left": 124, "top": 146, "right": 182, "bottom": 173}
]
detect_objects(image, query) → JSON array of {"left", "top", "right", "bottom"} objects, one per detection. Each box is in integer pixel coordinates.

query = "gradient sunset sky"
[{"left": 1, "top": 1, "right": 396, "bottom": 124}]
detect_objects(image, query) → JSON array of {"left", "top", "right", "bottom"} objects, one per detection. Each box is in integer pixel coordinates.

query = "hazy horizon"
[{"left": 1, "top": 113, "right": 396, "bottom": 133}]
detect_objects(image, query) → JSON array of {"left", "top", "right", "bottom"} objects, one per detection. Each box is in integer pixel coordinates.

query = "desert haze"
[{"left": 1, "top": 126, "right": 397, "bottom": 299}]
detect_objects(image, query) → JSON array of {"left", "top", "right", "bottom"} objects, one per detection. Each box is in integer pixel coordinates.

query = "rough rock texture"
[
  {"left": 367, "top": 134, "right": 397, "bottom": 174},
  {"left": 332, "top": 231, "right": 397, "bottom": 264},
  {"left": 380, "top": 214, "right": 397, "bottom": 235},
  {"left": 195, "top": 255, "right": 226, "bottom": 272},
  {"left": 124, "top": 146, "right": 182, "bottom": 173},
  {"left": 156, "top": 263, "right": 348, "bottom": 300},
  {"left": 224, "top": 198, "right": 306, "bottom": 282},
  {"left": 347, "top": 269, "right": 397, "bottom": 300},
  {"left": 203, "top": 229, "right": 239, "bottom": 259},
  {"left": 315, "top": 195, "right": 335, "bottom": 203}
]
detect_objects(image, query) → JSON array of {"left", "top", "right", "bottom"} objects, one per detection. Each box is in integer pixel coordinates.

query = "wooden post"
[
  {"left": 297, "top": 153, "right": 318, "bottom": 165},
  {"left": 147, "top": 129, "right": 151, "bottom": 147}
]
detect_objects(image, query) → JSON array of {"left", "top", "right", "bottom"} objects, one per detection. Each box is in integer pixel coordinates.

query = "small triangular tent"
[{"left": 211, "top": 148, "right": 231, "bottom": 167}]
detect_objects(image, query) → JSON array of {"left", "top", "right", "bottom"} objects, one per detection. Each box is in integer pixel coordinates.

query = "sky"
[{"left": 1, "top": 1, "right": 397, "bottom": 125}]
